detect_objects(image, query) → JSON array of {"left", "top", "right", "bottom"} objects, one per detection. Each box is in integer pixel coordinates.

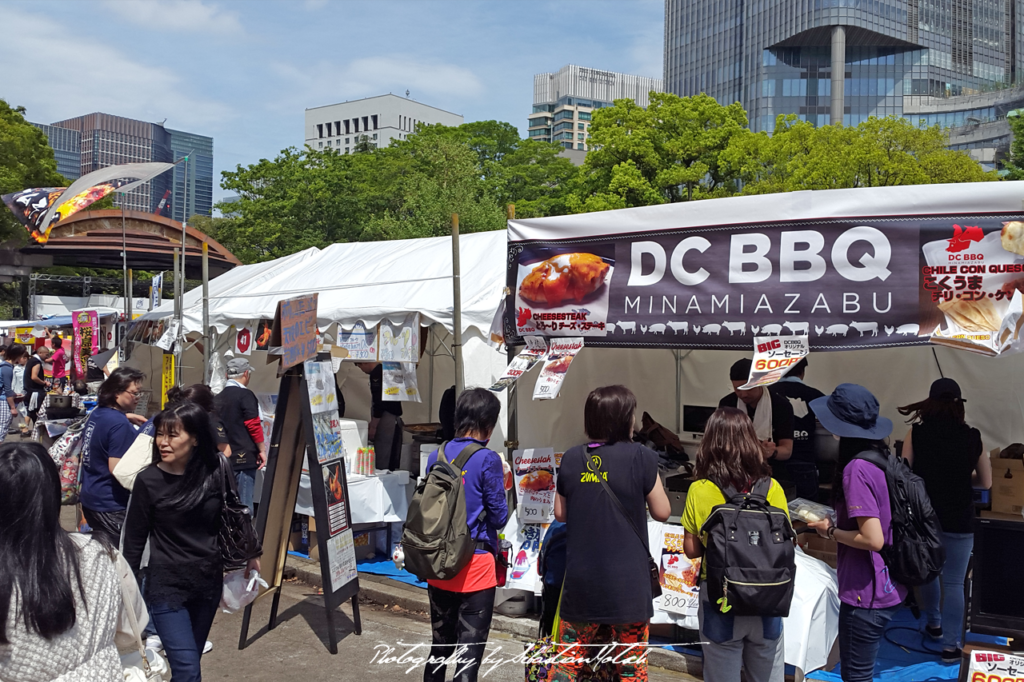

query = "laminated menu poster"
[
  {"left": 657, "top": 526, "right": 701, "bottom": 617},
  {"left": 532, "top": 337, "right": 583, "bottom": 400},
  {"left": 739, "top": 335, "right": 809, "bottom": 390},
  {"left": 513, "top": 245, "right": 615, "bottom": 337},
  {"left": 513, "top": 447, "right": 557, "bottom": 523},
  {"left": 379, "top": 313, "right": 420, "bottom": 362},
  {"left": 322, "top": 460, "right": 350, "bottom": 536},
  {"left": 382, "top": 361, "right": 421, "bottom": 402},
  {"left": 325, "top": 531, "right": 358, "bottom": 589},
  {"left": 304, "top": 360, "right": 338, "bottom": 414},
  {"left": 489, "top": 336, "right": 548, "bottom": 391},
  {"left": 966, "top": 651, "right": 1024, "bottom": 682}
]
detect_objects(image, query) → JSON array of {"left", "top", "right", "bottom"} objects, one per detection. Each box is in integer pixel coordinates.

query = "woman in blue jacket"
[{"left": 422, "top": 388, "right": 509, "bottom": 682}]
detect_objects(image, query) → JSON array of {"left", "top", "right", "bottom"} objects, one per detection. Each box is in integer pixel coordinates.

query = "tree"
[
  {"left": 726, "top": 114, "right": 997, "bottom": 192},
  {"left": 567, "top": 93, "right": 751, "bottom": 213},
  {"left": 1003, "top": 113, "right": 1024, "bottom": 180},
  {"left": 0, "top": 99, "right": 67, "bottom": 243}
]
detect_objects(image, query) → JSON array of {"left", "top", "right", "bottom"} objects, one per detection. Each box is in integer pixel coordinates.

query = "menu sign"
[
  {"left": 513, "top": 447, "right": 557, "bottom": 523},
  {"left": 532, "top": 337, "right": 583, "bottom": 400},
  {"left": 490, "top": 336, "right": 548, "bottom": 391},
  {"left": 271, "top": 294, "right": 318, "bottom": 369},
  {"left": 336, "top": 322, "right": 378, "bottom": 361},
  {"left": 740, "top": 335, "right": 809, "bottom": 390},
  {"left": 657, "top": 526, "right": 701, "bottom": 617}
]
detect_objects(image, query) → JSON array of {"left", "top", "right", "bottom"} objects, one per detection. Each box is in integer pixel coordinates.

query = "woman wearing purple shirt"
[{"left": 808, "top": 384, "right": 906, "bottom": 682}]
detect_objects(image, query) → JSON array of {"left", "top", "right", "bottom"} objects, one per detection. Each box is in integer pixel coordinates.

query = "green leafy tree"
[
  {"left": 567, "top": 93, "right": 751, "bottom": 212},
  {"left": 1003, "top": 113, "right": 1024, "bottom": 180},
  {"left": 727, "top": 114, "right": 997, "bottom": 192},
  {"left": 0, "top": 99, "right": 67, "bottom": 243}
]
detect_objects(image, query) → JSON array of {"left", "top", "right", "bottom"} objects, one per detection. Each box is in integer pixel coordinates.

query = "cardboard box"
[
  {"left": 990, "top": 454, "right": 1024, "bottom": 515},
  {"left": 980, "top": 509, "right": 1024, "bottom": 522},
  {"left": 353, "top": 531, "right": 375, "bottom": 560},
  {"left": 795, "top": 523, "right": 838, "bottom": 568}
]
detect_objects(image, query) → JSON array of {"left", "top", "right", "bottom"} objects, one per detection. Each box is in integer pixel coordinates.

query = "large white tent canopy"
[{"left": 136, "top": 232, "right": 506, "bottom": 337}]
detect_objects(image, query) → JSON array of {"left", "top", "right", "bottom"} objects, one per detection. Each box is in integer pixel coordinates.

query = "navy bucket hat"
[{"left": 810, "top": 383, "right": 892, "bottom": 440}]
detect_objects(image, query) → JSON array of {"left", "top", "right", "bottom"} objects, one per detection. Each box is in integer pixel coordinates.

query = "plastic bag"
[{"left": 220, "top": 569, "right": 267, "bottom": 613}]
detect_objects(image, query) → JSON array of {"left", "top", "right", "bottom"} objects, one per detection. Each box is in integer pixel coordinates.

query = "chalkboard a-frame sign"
[{"left": 238, "top": 294, "right": 361, "bottom": 654}]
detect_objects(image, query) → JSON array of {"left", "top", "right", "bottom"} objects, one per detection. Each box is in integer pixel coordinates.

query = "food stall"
[{"left": 497, "top": 181, "right": 1024, "bottom": 678}]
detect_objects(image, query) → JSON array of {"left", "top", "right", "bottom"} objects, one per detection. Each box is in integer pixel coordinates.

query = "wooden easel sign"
[{"left": 238, "top": 294, "right": 361, "bottom": 654}]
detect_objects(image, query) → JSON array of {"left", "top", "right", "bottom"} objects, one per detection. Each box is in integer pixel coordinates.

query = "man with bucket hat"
[{"left": 807, "top": 384, "right": 908, "bottom": 682}]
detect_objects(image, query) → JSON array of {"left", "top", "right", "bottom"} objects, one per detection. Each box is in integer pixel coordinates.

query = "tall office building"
[
  {"left": 304, "top": 94, "right": 463, "bottom": 153},
  {"left": 664, "top": 0, "right": 1024, "bottom": 169},
  {"left": 529, "top": 65, "right": 664, "bottom": 150},
  {"left": 31, "top": 123, "right": 82, "bottom": 181},
  {"left": 35, "top": 113, "right": 214, "bottom": 219}
]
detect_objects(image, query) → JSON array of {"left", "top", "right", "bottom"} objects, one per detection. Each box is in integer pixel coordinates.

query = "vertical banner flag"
[
  {"left": 72, "top": 310, "right": 98, "bottom": 378},
  {"left": 150, "top": 273, "right": 163, "bottom": 311},
  {"left": 740, "top": 336, "right": 810, "bottom": 389},
  {"left": 161, "top": 354, "right": 175, "bottom": 408}
]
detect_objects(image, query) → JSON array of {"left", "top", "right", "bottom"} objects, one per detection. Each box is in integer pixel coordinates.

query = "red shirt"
[{"left": 427, "top": 551, "right": 496, "bottom": 593}]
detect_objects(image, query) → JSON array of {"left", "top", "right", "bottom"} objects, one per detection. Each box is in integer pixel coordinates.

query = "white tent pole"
[
  {"left": 202, "top": 241, "right": 210, "bottom": 382},
  {"left": 451, "top": 214, "right": 464, "bottom": 394}
]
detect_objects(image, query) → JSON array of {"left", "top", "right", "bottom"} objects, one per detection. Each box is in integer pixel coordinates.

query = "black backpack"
[
  {"left": 700, "top": 479, "right": 797, "bottom": 617},
  {"left": 854, "top": 449, "right": 945, "bottom": 587}
]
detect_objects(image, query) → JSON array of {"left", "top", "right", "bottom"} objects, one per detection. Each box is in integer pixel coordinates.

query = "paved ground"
[{"left": 202, "top": 580, "right": 698, "bottom": 682}]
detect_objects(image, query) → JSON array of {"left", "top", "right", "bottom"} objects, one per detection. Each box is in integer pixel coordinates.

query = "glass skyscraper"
[
  {"left": 664, "top": 0, "right": 1024, "bottom": 168},
  {"left": 33, "top": 113, "right": 213, "bottom": 219}
]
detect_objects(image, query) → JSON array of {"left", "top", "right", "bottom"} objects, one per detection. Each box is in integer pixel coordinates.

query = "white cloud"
[
  {"left": 0, "top": 8, "right": 232, "bottom": 130},
  {"left": 101, "top": 0, "right": 243, "bottom": 35}
]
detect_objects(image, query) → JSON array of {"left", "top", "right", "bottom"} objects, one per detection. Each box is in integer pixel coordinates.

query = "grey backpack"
[{"left": 401, "top": 441, "right": 485, "bottom": 581}]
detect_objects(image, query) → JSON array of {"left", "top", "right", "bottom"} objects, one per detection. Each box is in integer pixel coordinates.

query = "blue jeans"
[
  {"left": 150, "top": 593, "right": 220, "bottom": 682},
  {"left": 919, "top": 532, "right": 974, "bottom": 650},
  {"left": 235, "top": 469, "right": 256, "bottom": 514},
  {"left": 838, "top": 602, "right": 900, "bottom": 682}
]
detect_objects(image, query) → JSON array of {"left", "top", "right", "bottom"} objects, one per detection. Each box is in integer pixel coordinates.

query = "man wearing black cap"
[
  {"left": 719, "top": 358, "right": 794, "bottom": 474},
  {"left": 771, "top": 358, "right": 826, "bottom": 500}
]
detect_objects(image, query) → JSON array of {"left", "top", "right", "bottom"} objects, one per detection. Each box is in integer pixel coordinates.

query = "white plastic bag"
[{"left": 220, "top": 569, "right": 267, "bottom": 613}]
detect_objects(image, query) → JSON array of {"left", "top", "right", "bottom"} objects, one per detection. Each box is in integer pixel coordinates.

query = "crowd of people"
[{"left": 0, "top": 340, "right": 993, "bottom": 682}]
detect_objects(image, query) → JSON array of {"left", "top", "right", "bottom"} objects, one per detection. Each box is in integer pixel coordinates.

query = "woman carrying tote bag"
[
  {"left": 553, "top": 385, "right": 672, "bottom": 682},
  {"left": 122, "top": 401, "right": 260, "bottom": 682}
]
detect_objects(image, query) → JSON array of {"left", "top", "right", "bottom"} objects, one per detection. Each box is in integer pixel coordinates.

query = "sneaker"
[
  {"left": 925, "top": 624, "right": 943, "bottom": 641},
  {"left": 145, "top": 635, "right": 163, "bottom": 651},
  {"left": 203, "top": 641, "right": 213, "bottom": 654},
  {"left": 941, "top": 647, "right": 962, "bottom": 663}
]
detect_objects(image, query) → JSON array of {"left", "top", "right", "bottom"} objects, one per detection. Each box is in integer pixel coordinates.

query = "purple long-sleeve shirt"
[{"left": 425, "top": 437, "right": 509, "bottom": 553}]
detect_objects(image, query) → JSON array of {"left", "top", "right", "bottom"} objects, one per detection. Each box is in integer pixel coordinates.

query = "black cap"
[
  {"left": 730, "top": 358, "right": 752, "bottom": 381},
  {"left": 929, "top": 377, "right": 963, "bottom": 401}
]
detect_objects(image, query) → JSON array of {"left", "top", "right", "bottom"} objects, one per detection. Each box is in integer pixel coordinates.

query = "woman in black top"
[
  {"left": 553, "top": 385, "right": 671, "bottom": 682},
  {"left": 123, "top": 402, "right": 253, "bottom": 682},
  {"left": 166, "top": 384, "right": 232, "bottom": 456},
  {"left": 899, "top": 378, "right": 992, "bottom": 660}
]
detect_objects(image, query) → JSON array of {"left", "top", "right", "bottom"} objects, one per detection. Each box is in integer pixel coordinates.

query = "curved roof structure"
[{"left": 20, "top": 210, "right": 241, "bottom": 278}]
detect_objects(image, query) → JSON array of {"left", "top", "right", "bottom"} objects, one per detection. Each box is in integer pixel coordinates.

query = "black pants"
[
  {"left": 787, "top": 462, "right": 820, "bottom": 501},
  {"left": 539, "top": 582, "right": 560, "bottom": 638},
  {"left": 425, "top": 585, "right": 495, "bottom": 682},
  {"left": 82, "top": 507, "right": 126, "bottom": 547},
  {"left": 373, "top": 412, "right": 404, "bottom": 471}
]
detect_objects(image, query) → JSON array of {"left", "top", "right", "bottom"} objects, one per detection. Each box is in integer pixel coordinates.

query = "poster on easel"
[{"left": 238, "top": 295, "right": 361, "bottom": 656}]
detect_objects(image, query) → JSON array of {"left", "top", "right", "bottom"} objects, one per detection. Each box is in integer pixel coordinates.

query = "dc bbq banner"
[{"left": 506, "top": 211, "right": 1024, "bottom": 352}]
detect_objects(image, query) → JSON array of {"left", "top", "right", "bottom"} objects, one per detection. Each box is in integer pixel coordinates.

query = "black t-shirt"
[
  {"left": 911, "top": 421, "right": 983, "bottom": 534},
  {"left": 556, "top": 441, "right": 658, "bottom": 624},
  {"left": 719, "top": 390, "right": 795, "bottom": 446},
  {"left": 769, "top": 378, "right": 826, "bottom": 464},
  {"left": 24, "top": 356, "right": 46, "bottom": 395},
  {"left": 121, "top": 464, "right": 223, "bottom": 607},
  {"left": 369, "top": 363, "right": 402, "bottom": 418},
  {"left": 215, "top": 384, "right": 261, "bottom": 471}
]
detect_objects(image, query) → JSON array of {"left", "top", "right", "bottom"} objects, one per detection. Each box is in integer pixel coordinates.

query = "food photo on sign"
[
  {"left": 514, "top": 244, "right": 614, "bottom": 337},
  {"left": 657, "top": 526, "right": 701, "bottom": 618},
  {"left": 532, "top": 337, "right": 583, "bottom": 400},
  {"left": 512, "top": 447, "right": 557, "bottom": 523}
]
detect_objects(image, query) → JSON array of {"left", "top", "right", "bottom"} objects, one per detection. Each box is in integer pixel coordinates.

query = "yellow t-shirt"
[{"left": 681, "top": 478, "right": 790, "bottom": 580}]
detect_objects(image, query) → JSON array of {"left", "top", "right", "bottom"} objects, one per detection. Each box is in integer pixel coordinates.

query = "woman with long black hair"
[
  {"left": 899, "top": 378, "right": 991, "bottom": 661},
  {"left": 0, "top": 441, "right": 147, "bottom": 681},
  {"left": 122, "top": 401, "right": 253, "bottom": 682},
  {"left": 807, "top": 384, "right": 906, "bottom": 682}
]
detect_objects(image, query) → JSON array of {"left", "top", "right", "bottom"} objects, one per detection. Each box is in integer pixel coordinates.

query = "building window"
[
  {"left": 577, "top": 143, "right": 584, "bottom": 150},
  {"left": 362, "top": 116, "right": 369, "bottom": 132},
  {"left": 578, "top": 111, "right": 591, "bottom": 120},
  {"left": 317, "top": 124, "right": 323, "bottom": 138},
  {"left": 327, "top": 140, "right": 332, "bottom": 146},
  {"left": 335, "top": 121, "right": 341, "bottom": 137},
  {"left": 344, "top": 120, "right": 351, "bottom": 134},
  {"left": 578, "top": 123, "right": 585, "bottom": 130},
  {"left": 554, "top": 110, "right": 574, "bottom": 121},
  {"left": 319, "top": 142, "right": 323, "bottom": 148},
  {"left": 345, "top": 147, "right": 349, "bottom": 153},
  {"left": 372, "top": 114, "right": 378, "bottom": 130},
  {"left": 372, "top": 133, "right": 378, "bottom": 139},
  {"left": 577, "top": 133, "right": 584, "bottom": 140},
  {"left": 326, "top": 122, "right": 333, "bottom": 136}
]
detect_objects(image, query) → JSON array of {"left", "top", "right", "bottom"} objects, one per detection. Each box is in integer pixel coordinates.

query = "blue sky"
[{"left": 0, "top": 0, "right": 663, "bottom": 203}]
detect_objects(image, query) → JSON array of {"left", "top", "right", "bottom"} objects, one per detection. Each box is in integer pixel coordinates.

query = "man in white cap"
[{"left": 215, "top": 358, "right": 266, "bottom": 512}]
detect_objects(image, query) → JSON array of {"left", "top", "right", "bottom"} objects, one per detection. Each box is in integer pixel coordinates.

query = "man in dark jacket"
[{"left": 215, "top": 358, "right": 266, "bottom": 512}]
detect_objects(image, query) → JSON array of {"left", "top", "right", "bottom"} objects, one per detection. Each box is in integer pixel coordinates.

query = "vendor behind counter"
[{"left": 719, "top": 358, "right": 794, "bottom": 485}]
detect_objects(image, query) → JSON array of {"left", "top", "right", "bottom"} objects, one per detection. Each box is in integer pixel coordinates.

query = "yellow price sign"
[{"left": 161, "top": 354, "right": 175, "bottom": 409}]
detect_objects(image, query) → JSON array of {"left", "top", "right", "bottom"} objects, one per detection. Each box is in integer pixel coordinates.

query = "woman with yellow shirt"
[{"left": 682, "top": 407, "right": 790, "bottom": 682}]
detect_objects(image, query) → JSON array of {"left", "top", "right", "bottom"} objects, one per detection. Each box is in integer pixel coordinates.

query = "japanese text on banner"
[
  {"left": 533, "top": 337, "right": 583, "bottom": 401},
  {"left": 740, "top": 336, "right": 809, "bottom": 390}
]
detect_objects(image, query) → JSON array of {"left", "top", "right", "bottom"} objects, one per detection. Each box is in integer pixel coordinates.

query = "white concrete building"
[
  {"left": 528, "top": 65, "right": 663, "bottom": 151},
  {"left": 304, "top": 94, "right": 464, "bottom": 153}
]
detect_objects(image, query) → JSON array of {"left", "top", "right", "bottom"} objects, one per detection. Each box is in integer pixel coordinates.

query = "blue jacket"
[
  {"left": 0, "top": 362, "right": 14, "bottom": 399},
  {"left": 425, "top": 437, "right": 509, "bottom": 553},
  {"left": 538, "top": 521, "right": 567, "bottom": 587}
]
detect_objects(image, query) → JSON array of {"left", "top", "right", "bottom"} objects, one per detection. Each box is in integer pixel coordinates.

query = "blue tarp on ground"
[
  {"left": 807, "top": 607, "right": 1008, "bottom": 682},
  {"left": 356, "top": 556, "right": 428, "bottom": 589}
]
